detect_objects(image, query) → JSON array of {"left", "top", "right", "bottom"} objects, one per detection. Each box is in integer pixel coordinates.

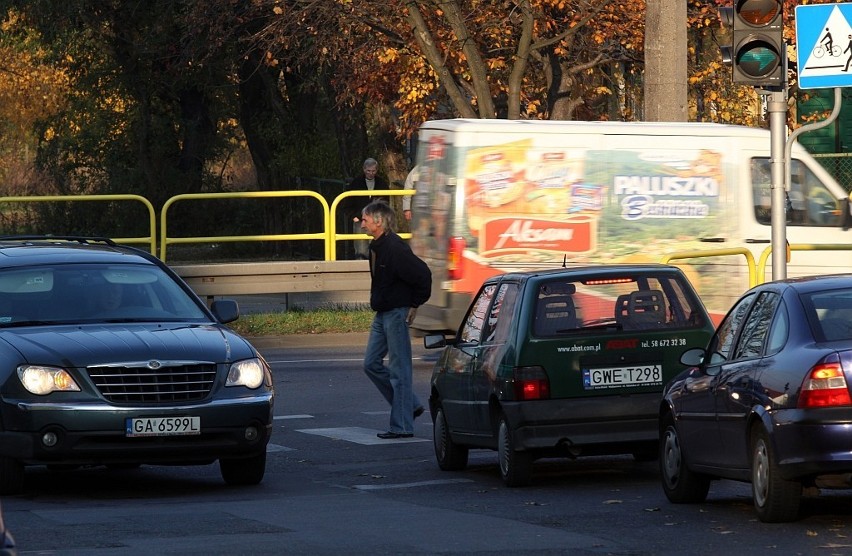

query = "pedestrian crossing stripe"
[
  {"left": 796, "top": 3, "right": 852, "bottom": 89},
  {"left": 296, "top": 426, "right": 429, "bottom": 445}
]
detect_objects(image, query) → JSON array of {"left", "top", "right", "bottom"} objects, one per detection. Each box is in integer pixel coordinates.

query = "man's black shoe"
[
  {"left": 377, "top": 431, "right": 413, "bottom": 439},
  {"left": 414, "top": 406, "right": 425, "bottom": 419}
]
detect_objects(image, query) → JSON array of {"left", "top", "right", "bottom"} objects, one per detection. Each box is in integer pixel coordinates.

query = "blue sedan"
[{"left": 660, "top": 274, "right": 852, "bottom": 522}]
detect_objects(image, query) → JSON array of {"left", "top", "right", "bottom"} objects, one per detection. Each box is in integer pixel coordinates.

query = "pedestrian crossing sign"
[{"left": 797, "top": 3, "right": 852, "bottom": 89}]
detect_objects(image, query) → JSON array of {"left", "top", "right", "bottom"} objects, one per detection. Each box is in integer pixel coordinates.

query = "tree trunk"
[{"left": 644, "top": 0, "right": 687, "bottom": 122}]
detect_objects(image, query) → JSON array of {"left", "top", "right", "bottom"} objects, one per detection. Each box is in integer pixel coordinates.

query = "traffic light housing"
[{"left": 719, "top": 0, "right": 785, "bottom": 88}]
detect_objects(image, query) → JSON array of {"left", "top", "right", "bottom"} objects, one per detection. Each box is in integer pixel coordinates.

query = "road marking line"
[
  {"left": 266, "top": 443, "right": 295, "bottom": 453},
  {"left": 274, "top": 414, "right": 314, "bottom": 420},
  {"left": 354, "top": 478, "right": 474, "bottom": 491},
  {"left": 296, "top": 426, "right": 429, "bottom": 445}
]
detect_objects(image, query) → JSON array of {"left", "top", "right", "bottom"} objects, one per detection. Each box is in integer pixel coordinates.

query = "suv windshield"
[{"left": 0, "top": 263, "right": 209, "bottom": 325}]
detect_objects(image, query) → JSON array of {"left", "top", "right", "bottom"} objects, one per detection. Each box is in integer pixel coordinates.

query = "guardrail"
[
  {"left": 172, "top": 260, "right": 370, "bottom": 299},
  {"left": 0, "top": 189, "right": 415, "bottom": 262},
  {"left": 660, "top": 247, "right": 758, "bottom": 288},
  {"left": 160, "top": 191, "right": 332, "bottom": 261},
  {"left": 5, "top": 193, "right": 852, "bottom": 302},
  {"left": 329, "top": 189, "right": 413, "bottom": 260},
  {"left": 0, "top": 194, "right": 157, "bottom": 254},
  {"left": 756, "top": 243, "right": 852, "bottom": 282}
]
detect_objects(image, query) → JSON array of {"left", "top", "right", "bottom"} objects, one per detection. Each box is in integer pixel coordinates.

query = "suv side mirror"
[{"left": 211, "top": 299, "right": 239, "bottom": 324}]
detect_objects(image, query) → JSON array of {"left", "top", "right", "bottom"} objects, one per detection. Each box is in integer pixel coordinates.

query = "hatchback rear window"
[{"left": 533, "top": 274, "right": 706, "bottom": 336}]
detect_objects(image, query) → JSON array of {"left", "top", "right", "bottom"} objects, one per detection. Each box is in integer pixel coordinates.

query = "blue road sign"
[{"left": 796, "top": 3, "right": 852, "bottom": 89}]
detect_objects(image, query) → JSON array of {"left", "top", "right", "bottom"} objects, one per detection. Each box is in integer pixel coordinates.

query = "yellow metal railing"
[
  {"left": 660, "top": 247, "right": 759, "bottom": 289},
  {"left": 0, "top": 189, "right": 416, "bottom": 262},
  {"left": 329, "top": 189, "right": 414, "bottom": 261},
  {"left": 0, "top": 194, "right": 157, "bottom": 254},
  {"left": 160, "top": 191, "right": 330, "bottom": 261},
  {"left": 756, "top": 243, "right": 852, "bottom": 284}
]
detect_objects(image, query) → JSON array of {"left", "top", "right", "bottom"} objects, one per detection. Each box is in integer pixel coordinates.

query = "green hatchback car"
[{"left": 425, "top": 264, "right": 715, "bottom": 486}]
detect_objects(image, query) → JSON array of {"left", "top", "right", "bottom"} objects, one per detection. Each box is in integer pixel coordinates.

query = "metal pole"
[
  {"left": 779, "top": 87, "right": 843, "bottom": 280},
  {"left": 768, "top": 89, "right": 788, "bottom": 281}
]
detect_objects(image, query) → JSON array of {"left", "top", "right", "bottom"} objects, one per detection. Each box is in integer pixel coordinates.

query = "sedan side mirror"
[{"left": 680, "top": 347, "right": 706, "bottom": 367}]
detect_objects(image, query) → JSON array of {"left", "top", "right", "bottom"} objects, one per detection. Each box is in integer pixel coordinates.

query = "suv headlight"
[
  {"left": 18, "top": 365, "right": 81, "bottom": 395},
  {"left": 226, "top": 358, "right": 266, "bottom": 389}
]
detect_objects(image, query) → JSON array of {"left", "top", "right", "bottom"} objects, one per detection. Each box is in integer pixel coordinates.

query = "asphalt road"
[{"left": 4, "top": 334, "right": 852, "bottom": 555}]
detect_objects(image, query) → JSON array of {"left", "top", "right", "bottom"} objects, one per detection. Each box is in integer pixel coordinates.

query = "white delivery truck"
[{"left": 409, "top": 119, "right": 852, "bottom": 333}]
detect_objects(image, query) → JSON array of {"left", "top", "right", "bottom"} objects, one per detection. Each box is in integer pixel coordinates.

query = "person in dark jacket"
[
  {"left": 344, "top": 158, "right": 389, "bottom": 259},
  {"left": 360, "top": 200, "right": 431, "bottom": 439}
]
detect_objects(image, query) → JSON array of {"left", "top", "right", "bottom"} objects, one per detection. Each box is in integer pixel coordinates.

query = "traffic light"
[{"left": 719, "top": 0, "right": 785, "bottom": 88}]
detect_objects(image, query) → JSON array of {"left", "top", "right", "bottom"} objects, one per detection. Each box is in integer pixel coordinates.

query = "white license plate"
[
  {"left": 583, "top": 364, "right": 662, "bottom": 390},
  {"left": 125, "top": 416, "right": 201, "bottom": 437}
]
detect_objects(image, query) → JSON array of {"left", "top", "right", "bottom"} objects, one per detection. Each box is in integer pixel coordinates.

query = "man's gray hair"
[
  {"left": 362, "top": 200, "right": 396, "bottom": 233},
  {"left": 363, "top": 158, "right": 378, "bottom": 169}
]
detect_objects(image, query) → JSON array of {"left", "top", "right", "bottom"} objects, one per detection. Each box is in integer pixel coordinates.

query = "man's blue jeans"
[{"left": 364, "top": 307, "right": 422, "bottom": 434}]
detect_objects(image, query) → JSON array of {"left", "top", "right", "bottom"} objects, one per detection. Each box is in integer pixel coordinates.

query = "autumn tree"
[
  {"left": 252, "top": 0, "right": 648, "bottom": 136},
  {"left": 0, "top": 10, "right": 69, "bottom": 196}
]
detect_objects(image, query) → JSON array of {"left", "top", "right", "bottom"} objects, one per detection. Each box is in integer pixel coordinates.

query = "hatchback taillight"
[
  {"left": 447, "top": 236, "right": 466, "bottom": 280},
  {"left": 513, "top": 366, "right": 550, "bottom": 401},
  {"left": 798, "top": 354, "right": 852, "bottom": 408}
]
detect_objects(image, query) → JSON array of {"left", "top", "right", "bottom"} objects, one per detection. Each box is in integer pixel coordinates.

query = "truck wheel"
[
  {"left": 752, "top": 427, "right": 801, "bottom": 523},
  {"left": 660, "top": 414, "right": 710, "bottom": 503},
  {"left": 220, "top": 451, "right": 266, "bottom": 486},
  {"left": 497, "top": 414, "right": 532, "bottom": 487},
  {"left": 0, "top": 456, "right": 24, "bottom": 495},
  {"left": 433, "top": 406, "right": 468, "bottom": 471}
]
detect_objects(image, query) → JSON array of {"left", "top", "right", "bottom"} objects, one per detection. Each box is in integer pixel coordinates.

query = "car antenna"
[{"left": 562, "top": 254, "right": 567, "bottom": 268}]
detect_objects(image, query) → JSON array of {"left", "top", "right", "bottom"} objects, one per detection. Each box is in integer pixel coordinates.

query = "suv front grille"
[{"left": 88, "top": 364, "right": 217, "bottom": 404}]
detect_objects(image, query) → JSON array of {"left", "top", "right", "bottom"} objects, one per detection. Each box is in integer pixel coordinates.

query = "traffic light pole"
[
  {"left": 768, "top": 89, "right": 787, "bottom": 280},
  {"left": 775, "top": 87, "right": 843, "bottom": 281}
]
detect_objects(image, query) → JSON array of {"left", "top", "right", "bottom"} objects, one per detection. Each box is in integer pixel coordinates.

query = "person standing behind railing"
[
  {"left": 342, "top": 158, "right": 389, "bottom": 259},
  {"left": 402, "top": 164, "right": 419, "bottom": 222}
]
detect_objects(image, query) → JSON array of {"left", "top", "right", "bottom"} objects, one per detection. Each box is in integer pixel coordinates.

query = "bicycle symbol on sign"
[
  {"left": 814, "top": 43, "right": 842, "bottom": 58},
  {"left": 815, "top": 27, "right": 842, "bottom": 58}
]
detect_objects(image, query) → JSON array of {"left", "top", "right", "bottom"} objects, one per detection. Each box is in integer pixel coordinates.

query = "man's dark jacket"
[
  {"left": 368, "top": 231, "right": 431, "bottom": 312},
  {"left": 343, "top": 175, "right": 389, "bottom": 217}
]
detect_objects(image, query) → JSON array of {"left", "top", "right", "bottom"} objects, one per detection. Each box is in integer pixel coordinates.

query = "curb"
[{"left": 246, "top": 332, "right": 369, "bottom": 350}]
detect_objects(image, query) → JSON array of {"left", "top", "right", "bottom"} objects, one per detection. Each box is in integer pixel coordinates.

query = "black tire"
[
  {"left": 497, "top": 414, "right": 532, "bottom": 487},
  {"left": 220, "top": 451, "right": 266, "bottom": 486},
  {"left": 751, "top": 427, "right": 801, "bottom": 523},
  {"left": 433, "top": 406, "right": 468, "bottom": 471},
  {"left": 659, "top": 414, "right": 710, "bottom": 503},
  {"left": 0, "top": 456, "right": 24, "bottom": 495}
]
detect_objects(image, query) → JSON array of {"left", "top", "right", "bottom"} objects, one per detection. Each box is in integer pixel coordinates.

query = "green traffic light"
[{"left": 736, "top": 41, "right": 780, "bottom": 78}]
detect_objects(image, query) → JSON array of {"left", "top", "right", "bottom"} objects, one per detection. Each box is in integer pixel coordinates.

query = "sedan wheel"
[
  {"left": 659, "top": 414, "right": 710, "bottom": 503},
  {"left": 751, "top": 428, "right": 801, "bottom": 523},
  {"left": 220, "top": 451, "right": 267, "bottom": 486},
  {"left": 497, "top": 414, "right": 532, "bottom": 487},
  {"left": 433, "top": 406, "right": 468, "bottom": 471}
]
